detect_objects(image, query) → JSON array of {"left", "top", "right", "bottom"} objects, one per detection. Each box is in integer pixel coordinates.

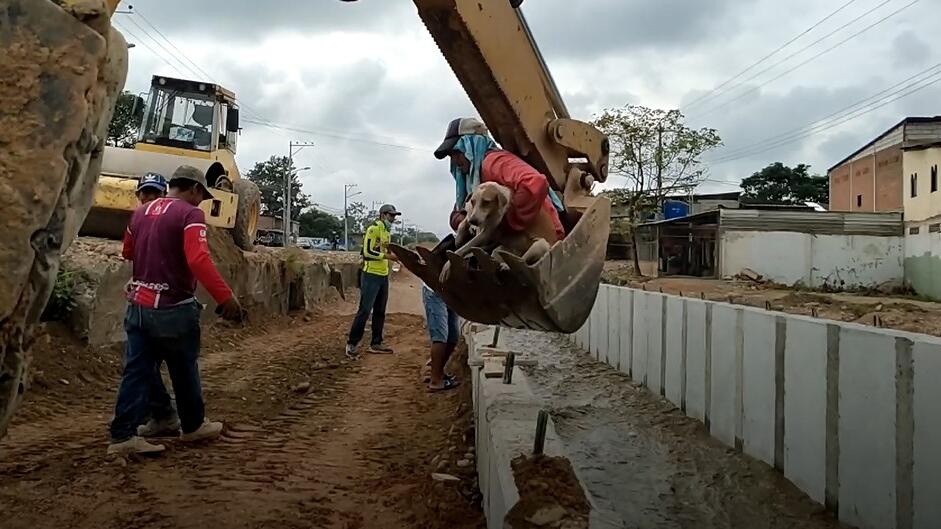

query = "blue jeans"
[
  {"left": 110, "top": 301, "right": 205, "bottom": 442},
  {"left": 422, "top": 285, "right": 459, "bottom": 344},
  {"left": 347, "top": 272, "right": 389, "bottom": 347}
]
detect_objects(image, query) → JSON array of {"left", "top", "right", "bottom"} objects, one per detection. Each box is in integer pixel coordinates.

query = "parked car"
[
  {"left": 296, "top": 237, "right": 315, "bottom": 250},
  {"left": 255, "top": 229, "right": 284, "bottom": 248}
]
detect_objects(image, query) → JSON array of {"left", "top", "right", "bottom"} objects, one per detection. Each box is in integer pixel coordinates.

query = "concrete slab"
[
  {"left": 741, "top": 308, "right": 777, "bottom": 466},
  {"left": 913, "top": 339, "right": 941, "bottom": 529},
  {"left": 605, "top": 285, "right": 621, "bottom": 368},
  {"left": 590, "top": 287, "right": 606, "bottom": 361},
  {"left": 646, "top": 294, "right": 665, "bottom": 395},
  {"left": 617, "top": 288, "right": 633, "bottom": 376},
  {"left": 685, "top": 300, "right": 709, "bottom": 422},
  {"left": 664, "top": 296, "right": 685, "bottom": 408},
  {"left": 838, "top": 325, "right": 897, "bottom": 529},
  {"left": 710, "top": 304, "right": 741, "bottom": 448},
  {"left": 575, "top": 313, "right": 588, "bottom": 352},
  {"left": 783, "top": 317, "right": 829, "bottom": 505},
  {"left": 631, "top": 292, "right": 648, "bottom": 382}
]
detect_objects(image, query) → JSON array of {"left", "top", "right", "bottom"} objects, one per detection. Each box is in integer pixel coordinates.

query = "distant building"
[
  {"left": 634, "top": 209, "right": 903, "bottom": 289},
  {"left": 828, "top": 116, "right": 941, "bottom": 212},
  {"left": 902, "top": 141, "right": 941, "bottom": 298}
]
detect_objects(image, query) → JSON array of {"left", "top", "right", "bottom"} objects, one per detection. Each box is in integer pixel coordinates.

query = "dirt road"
[{"left": 0, "top": 274, "right": 484, "bottom": 529}]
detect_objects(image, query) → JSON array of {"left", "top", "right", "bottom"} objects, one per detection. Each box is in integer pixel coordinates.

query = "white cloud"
[{"left": 116, "top": 0, "right": 940, "bottom": 235}]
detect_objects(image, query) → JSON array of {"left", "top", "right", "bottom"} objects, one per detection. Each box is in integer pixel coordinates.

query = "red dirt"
[
  {"left": 504, "top": 455, "right": 589, "bottom": 529},
  {"left": 0, "top": 275, "right": 484, "bottom": 529}
]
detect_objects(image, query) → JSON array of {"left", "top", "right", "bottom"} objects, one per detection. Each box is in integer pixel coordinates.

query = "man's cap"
[
  {"left": 379, "top": 204, "right": 402, "bottom": 217},
  {"left": 137, "top": 172, "right": 167, "bottom": 193},
  {"left": 434, "top": 117, "right": 489, "bottom": 159},
  {"left": 169, "top": 165, "right": 214, "bottom": 200}
]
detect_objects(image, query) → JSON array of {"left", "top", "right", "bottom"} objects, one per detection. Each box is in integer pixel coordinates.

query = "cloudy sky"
[{"left": 114, "top": 0, "right": 939, "bottom": 235}]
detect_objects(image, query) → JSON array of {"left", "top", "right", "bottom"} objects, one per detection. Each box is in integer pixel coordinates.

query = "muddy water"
[{"left": 502, "top": 330, "right": 848, "bottom": 529}]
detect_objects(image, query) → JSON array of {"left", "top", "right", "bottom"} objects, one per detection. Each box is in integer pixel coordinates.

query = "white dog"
[{"left": 441, "top": 182, "right": 556, "bottom": 283}]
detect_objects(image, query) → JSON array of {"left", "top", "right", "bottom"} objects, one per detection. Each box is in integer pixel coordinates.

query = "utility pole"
[
  {"left": 656, "top": 122, "right": 664, "bottom": 216},
  {"left": 286, "top": 141, "right": 314, "bottom": 247},
  {"left": 344, "top": 183, "right": 362, "bottom": 251}
]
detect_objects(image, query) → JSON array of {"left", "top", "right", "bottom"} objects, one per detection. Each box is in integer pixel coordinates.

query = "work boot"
[
  {"left": 180, "top": 420, "right": 224, "bottom": 443},
  {"left": 368, "top": 344, "right": 394, "bottom": 354},
  {"left": 107, "top": 436, "right": 166, "bottom": 456},
  {"left": 345, "top": 343, "right": 360, "bottom": 360},
  {"left": 137, "top": 416, "right": 181, "bottom": 438}
]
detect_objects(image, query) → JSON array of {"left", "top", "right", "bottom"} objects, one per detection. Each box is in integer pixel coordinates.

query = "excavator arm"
[
  {"left": 388, "top": 0, "right": 612, "bottom": 333},
  {"left": 414, "top": 0, "right": 609, "bottom": 197}
]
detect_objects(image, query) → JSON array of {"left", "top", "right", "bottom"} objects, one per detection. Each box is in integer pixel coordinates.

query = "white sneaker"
[
  {"left": 180, "top": 420, "right": 223, "bottom": 442},
  {"left": 345, "top": 344, "right": 359, "bottom": 360},
  {"left": 107, "top": 436, "right": 166, "bottom": 456},
  {"left": 137, "top": 416, "right": 181, "bottom": 437}
]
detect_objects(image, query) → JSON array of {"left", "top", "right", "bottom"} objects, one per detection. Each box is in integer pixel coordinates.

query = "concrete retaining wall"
[
  {"left": 465, "top": 326, "right": 573, "bottom": 529},
  {"left": 569, "top": 283, "right": 941, "bottom": 529}
]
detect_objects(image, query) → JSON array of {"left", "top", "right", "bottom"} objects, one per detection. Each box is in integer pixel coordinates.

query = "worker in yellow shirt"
[{"left": 346, "top": 204, "right": 401, "bottom": 359}]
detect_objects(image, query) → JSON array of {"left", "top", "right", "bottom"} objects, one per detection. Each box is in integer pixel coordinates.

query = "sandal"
[
  {"left": 428, "top": 377, "right": 461, "bottom": 393},
  {"left": 423, "top": 373, "right": 457, "bottom": 384}
]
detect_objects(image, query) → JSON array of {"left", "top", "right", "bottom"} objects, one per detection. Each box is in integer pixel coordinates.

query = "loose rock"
[{"left": 526, "top": 504, "right": 567, "bottom": 526}]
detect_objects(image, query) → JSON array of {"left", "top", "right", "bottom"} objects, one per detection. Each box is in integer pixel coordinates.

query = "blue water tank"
[{"left": 663, "top": 200, "right": 690, "bottom": 220}]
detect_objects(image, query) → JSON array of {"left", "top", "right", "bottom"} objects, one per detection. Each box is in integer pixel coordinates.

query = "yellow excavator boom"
[{"left": 389, "top": 0, "right": 612, "bottom": 333}]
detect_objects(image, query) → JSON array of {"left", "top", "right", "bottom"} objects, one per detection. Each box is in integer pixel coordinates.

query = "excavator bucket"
[{"left": 390, "top": 196, "right": 610, "bottom": 334}]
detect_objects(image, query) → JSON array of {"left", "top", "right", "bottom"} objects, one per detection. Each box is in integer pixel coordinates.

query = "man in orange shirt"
[{"left": 434, "top": 117, "right": 566, "bottom": 240}]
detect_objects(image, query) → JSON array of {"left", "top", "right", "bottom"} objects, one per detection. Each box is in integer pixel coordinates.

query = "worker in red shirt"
[
  {"left": 108, "top": 165, "right": 243, "bottom": 456},
  {"left": 434, "top": 117, "right": 566, "bottom": 241}
]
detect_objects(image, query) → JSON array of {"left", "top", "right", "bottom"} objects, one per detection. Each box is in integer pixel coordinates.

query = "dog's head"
[{"left": 466, "top": 182, "right": 511, "bottom": 229}]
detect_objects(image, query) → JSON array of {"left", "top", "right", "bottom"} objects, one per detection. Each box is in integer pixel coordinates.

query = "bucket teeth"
[
  {"left": 470, "top": 247, "right": 499, "bottom": 275},
  {"left": 495, "top": 250, "right": 536, "bottom": 287}
]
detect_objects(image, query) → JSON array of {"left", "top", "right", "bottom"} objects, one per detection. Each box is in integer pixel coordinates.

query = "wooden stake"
[{"left": 533, "top": 410, "right": 549, "bottom": 455}]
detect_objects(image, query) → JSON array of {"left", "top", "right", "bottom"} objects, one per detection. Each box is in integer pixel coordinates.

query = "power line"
[
  {"left": 705, "top": 69, "right": 941, "bottom": 165},
  {"left": 133, "top": 8, "right": 219, "bottom": 84},
  {"left": 706, "top": 62, "right": 941, "bottom": 163},
  {"left": 683, "top": 0, "right": 860, "bottom": 111},
  {"left": 118, "top": 11, "right": 429, "bottom": 154},
  {"left": 124, "top": 16, "right": 200, "bottom": 82},
  {"left": 693, "top": 0, "right": 919, "bottom": 121},
  {"left": 113, "top": 21, "right": 186, "bottom": 77},
  {"left": 243, "top": 118, "right": 428, "bottom": 152},
  {"left": 119, "top": 9, "right": 289, "bottom": 131},
  {"left": 688, "top": 0, "right": 896, "bottom": 113}
]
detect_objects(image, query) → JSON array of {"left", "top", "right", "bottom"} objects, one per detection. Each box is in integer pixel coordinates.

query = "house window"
[
  {"left": 931, "top": 224, "right": 941, "bottom": 234},
  {"left": 910, "top": 226, "right": 921, "bottom": 235},
  {"left": 911, "top": 173, "right": 918, "bottom": 198},
  {"left": 856, "top": 194, "right": 862, "bottom": 208},
  {"left": 932, "top": 165, "right": 938, "bottom": 193}
]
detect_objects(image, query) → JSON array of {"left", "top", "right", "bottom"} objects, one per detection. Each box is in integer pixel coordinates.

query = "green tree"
[
  {"left": 107, "top": 91, "right": 145, "bottom": 147},
  {"left": 592, "top": 105, "right": 722, "bottom": 275},
  {"left": 297, "top": 208, "right": 344, "bottom": 238},
  {"left": 740, "top": 162, "right": 829, "bottom": 204},
  {"left": 345, "top": 201, "right": 368, "bottom": 236},
  {"left": 245, "top": 156, "right": 311, "bottom": 220}
]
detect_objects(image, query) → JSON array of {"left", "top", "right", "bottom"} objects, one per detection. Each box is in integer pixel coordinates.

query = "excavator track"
[{"left": 390, "top": 196, "right": 609, "bottom": 334}]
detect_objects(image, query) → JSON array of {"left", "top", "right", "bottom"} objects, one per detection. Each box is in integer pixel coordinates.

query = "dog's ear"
[{"left": 497, "top": 186, "right": 511, "bottom": 211}]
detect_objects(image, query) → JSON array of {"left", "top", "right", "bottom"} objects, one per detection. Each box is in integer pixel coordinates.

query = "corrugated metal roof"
[
  {"left": 719, "top": 209, "right": 902, "bottom": 236},
  {"left": 828, "top": 116, "right": 941, "bottom": 172}
]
